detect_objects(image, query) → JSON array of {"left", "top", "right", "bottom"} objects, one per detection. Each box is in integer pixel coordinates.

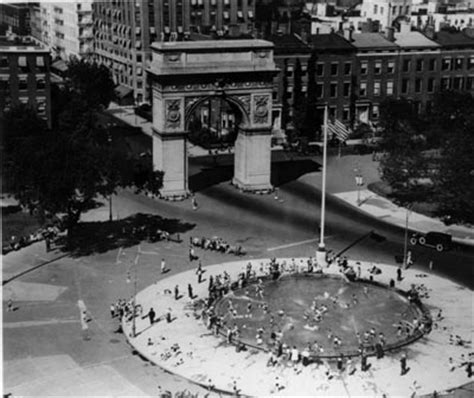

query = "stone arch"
[{"left": 147, "top": 40, "right": 278, "bottom": 199}]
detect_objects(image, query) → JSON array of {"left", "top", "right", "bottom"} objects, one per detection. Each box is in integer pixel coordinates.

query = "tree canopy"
[
  {"left": 2, "top": 59, "right": 163, "bottom": 237},
  {"left": 378, "top": 92, "right": 474, "bottom": 225}
]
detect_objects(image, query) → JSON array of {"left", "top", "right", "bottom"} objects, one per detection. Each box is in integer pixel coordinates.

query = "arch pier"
[{"left": 147, "top": 40, "right": 279, "bottom": 199}]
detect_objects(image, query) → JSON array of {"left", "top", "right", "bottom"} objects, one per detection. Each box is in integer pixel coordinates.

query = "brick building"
[{"left": 0, "top": 36, "right": 51, "bottom": 128}]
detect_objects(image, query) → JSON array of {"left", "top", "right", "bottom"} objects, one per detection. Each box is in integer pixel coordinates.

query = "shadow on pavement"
[
  {"left": 189, "top": 159, "right": 320, "bottom": 192},
  {"left": 57, "top": 213, "right": 195, "bottom": 257},
  {"left": 271, "top": 159, "right": 320, "bottom": 187}
]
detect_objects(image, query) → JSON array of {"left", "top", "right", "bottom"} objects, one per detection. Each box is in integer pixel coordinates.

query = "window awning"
[
  {"left": 114, "top": 84, "right": 133, "bottom": 99},
  {"left": 52, "top": 59, "right": 68, "bottom": 72}
]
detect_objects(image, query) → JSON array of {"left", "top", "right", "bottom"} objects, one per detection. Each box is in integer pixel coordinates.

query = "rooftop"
[
  {"left": 433, "top": 30, "right": 474, "bottom": 48},
  {"left": 267, "top": 34, "right": 311, "bottom": 55},
  {"left": 151, "top": 39, "right": 274, "bottom": 52},
  {"left": 0, "top": 36, "right": 48, "bottom": 52},
  {"left": 394, "top": 31, "right": 440, "bottom": 49},
  {"left": 311, "top": 33, "right": 355, "bottom": 51},
  {"left": 351, "top": 33, "right": 398, "bottom": 50}
]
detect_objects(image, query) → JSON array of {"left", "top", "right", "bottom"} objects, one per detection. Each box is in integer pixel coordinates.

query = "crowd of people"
[
  {"left": 3, "top": 223, "right": 64, "bottom": 255},
  {"left": 190, "top": 236, "right": 245, "bottom": 256}
]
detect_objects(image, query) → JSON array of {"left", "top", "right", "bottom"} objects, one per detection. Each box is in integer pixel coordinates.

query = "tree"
[
  {"left": 66, "top": 56, "right": 116, "bottom": 110},
  {"left": 429, "top": 91, "right": 474, "bottom": 224},
  {"left": 2, "top": 61, "right": 162, "bottom": 240},
  {"left": 378, "top": 98, "right": 429, "bottom": 205}
]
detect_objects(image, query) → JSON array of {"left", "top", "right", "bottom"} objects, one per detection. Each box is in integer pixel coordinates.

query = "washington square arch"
[{"left": 147, "top": 40, "right": 278, "bottom": 199}]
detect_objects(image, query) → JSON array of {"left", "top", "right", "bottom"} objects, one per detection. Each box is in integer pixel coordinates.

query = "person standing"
[
  {"left": 397, "top": 266, "right": 403, "bottom": 281},
  {"left": 192, "top": 194, "right": 198, "bottom": 211},
  {"left": 166, "top": 308, "right": 172, "bottom": 323},
  {"left": 400, "top": 353, "right": 408, "bottom": 375},
  {"left": 174, "top": 285, "right": 180, "bottom": 300},
  {"left": 160, "top": 258, "right": 166, "bottom": 274},
  {"left": 7, "top": 298, "right": 13, "bottom": 312},
  {"left": 188, "top": 283, "right": 194, "bottom": 299},
  {"left": 147, "top": 307, "right": 156, "bottom": 325}
]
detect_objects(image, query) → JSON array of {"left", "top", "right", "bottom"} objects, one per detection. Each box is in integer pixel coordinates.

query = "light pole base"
[{"left": 316, "top": 245, "right": 327, "bottom": 268}]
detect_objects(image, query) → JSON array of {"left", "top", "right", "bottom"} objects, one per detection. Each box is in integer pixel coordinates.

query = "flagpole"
[{"left": 316, "top": 105, "right": 328, "bottom": 267}]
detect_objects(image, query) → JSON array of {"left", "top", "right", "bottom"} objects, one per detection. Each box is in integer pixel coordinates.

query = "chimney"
[
  {"left": 400, "top": 19, "right": 411, "bottom": 34},
  {"left": 385, "top": 26, "right": 395, "bottom": 41},
  {"left": 343, "top": 26, "right": 354, "bottom": 41}
]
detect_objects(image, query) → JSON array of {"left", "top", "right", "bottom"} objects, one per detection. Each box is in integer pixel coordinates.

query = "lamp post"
[
  {"left": 127, "top": 253, "right": 140, "bottom": 337},
  {"left": 316, "top": 105, "right": 329, "bottom": 267},
  {"left": 355, "top": 173, "right": 364, "bottom": 206},
  {"left": 403, "top": 207, "right": 411, "bottom": 270}
]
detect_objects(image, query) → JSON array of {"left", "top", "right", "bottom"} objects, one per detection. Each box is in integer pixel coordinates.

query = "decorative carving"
[
  {"left": 165, "top": 99, "right": 181, "bottom": 128},
  {"left": 235, "top": 95, "right": 251, "bottom": 118},
  {"left": 253, "top": 95, "right": 270, "bottom": 124},
  {"left": 257, "top": 51, "right": 268, "bottom": 58},
  {"left": 185, "top": 96, "right": 200, "bottom": 115},
  {"left": 166, "top": 53, "right": 180, "bottom": 62}
]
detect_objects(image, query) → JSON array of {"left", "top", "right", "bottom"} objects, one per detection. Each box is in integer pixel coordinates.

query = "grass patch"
[{"left": 2, "top": 208, "right": 41, "bottom": 247}]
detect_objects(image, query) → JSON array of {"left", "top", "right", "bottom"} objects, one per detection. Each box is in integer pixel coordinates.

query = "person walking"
[
  {"left": 7, "top": 298, "right": 13, "bottom": 312},
  {"left": 397, "top": 266, "right": 403, "bottom": 282},
  {"left": 189, "top": 246, "right": 197, "bottom": 261},
  {"left": 166, "top": 308, "right": 172, "bottom": 323},
  {"left": 192, "top": 194, "right": 198, "bottom": 211}
]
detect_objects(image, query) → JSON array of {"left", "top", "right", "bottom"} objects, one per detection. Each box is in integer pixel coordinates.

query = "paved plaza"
[{"left": 124, "top": 258, "right": 472, "bottom": 397}]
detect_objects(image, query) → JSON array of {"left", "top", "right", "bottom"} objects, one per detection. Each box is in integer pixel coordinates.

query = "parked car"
[{"left": 410, "top": 231, "right": 454, "bottom": 252}]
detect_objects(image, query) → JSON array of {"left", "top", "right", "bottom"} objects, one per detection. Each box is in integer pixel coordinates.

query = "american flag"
[{"left": 327, "top": 119, "right": 350, "bottom": 142}]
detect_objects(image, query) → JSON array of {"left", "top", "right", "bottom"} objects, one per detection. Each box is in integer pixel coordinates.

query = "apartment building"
[
  {"left": 0, "top": 36, "right": 51, "bottom": 128},
  {"left": 0, "top": 2, "right": 31, "bottom": 36},
  {"left": 30, "top": 1, "right": 93, "bottom": 60}
]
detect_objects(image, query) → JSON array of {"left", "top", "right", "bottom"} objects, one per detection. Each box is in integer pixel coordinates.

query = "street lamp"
[
  {"left": 355, "top": 173, "right": 364, "bottom": 206},
  {"left": 403, "top": 207, "right": 412, "bottom": 270}
]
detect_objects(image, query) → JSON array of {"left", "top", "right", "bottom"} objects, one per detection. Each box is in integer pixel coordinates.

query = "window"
[
  {"left": 374, "top": 61, "right": 382, "bottom": 74},
  {"left": 286, "top": 66, "right": 293, "bottom": 77},
  {"left": 19, "top": 78, "right": 28, "bottom": 90},
  {"left": 403, "top": 59, "right": 411, "bottom": 72},
  {"left": 374, "top": 81, "right": 381, "bottom": 96},
  {"left": 402, "top": 79, "right": 409, "bottom": 94},
  {"left": 374, "top": 5, "right": 378, "bottom": 14},
  {"left": 386, "top": 81, "right": 394, "bottom": 95},
  {"left": 343, "top": 108, "right": 350, "bottom": 121},
  {"left": 330, "top": 83, "right": 337, "bottom": 97},
  {"left": 469, "top": 56, "right": 474, "bottom": 70},
  {"left": 316, "top": 63, "right": 324, "bottom": 76},
  {"left": 316, "top": 83, "right": 323, "bottom": 98},
  {"left": 427, "top": 78, "right": 435, "bottom": 92},
  {"left": 36, "top": 78, "right": 46, "bottom": 89},
  {"left": 387, "top": 61, "right": 395, "bottom": 74},
  {"left": 360, "top": 82, "right": 367, "bottom": 96},
  {"left": 360, "top": 61, "right": 368, "bottom": 75},
  {"left": 415, "top": 78, "right": 422, "bottom": 93},
  {"left": 344, "top": 62, "right": 351, "bottom": 75},
  {"left": 416, "top": 59, "right": 423, "bottom": 72},
  {"left": 467, "top": 76, "right": 474, "bottom": 90},
  {"left": 343, "top": 82, "right": 350, "bottom": 97},
  {"left": 429, "top": 58, "right": 436, "bottom": 71},
  {"left": 453, "top": 77, "right": 463, "bottom": 90},
  {"left": 372, "top": 104, "right": 379, "bottom": 119},
  {"left": 442, "top": 58, "right": 451, "bottom": 71},
  {"left": 441, "top": 77, "right": 450, "bottom": 90},
  {"left": 329, "top": 106, "right": 336, "bottom": 119},
  {"left": 454, "top": 58, "right": 463, "bottom": 70},
  {"left": 0, "top": 56, "right": 8, "bottom": 68},
  {"left": 331, "top": 63, "right": 338, "bottom": 76}
]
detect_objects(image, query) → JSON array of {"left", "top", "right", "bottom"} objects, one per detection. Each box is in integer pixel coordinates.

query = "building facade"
[
  {"left": 30, "top": 0, "right": 93, "bottom": 60},
  {"left": 0, "top": 3, "right": 31, "bottom": 36},
  {"left": 0, "top": 36, "right": 52, "bottom": 128},
  {"left": 360, "top": 0, "right": 413, "bottom": 31},
  {"left": 92, "top": 0, "right": 256, "bottom": 103}
]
